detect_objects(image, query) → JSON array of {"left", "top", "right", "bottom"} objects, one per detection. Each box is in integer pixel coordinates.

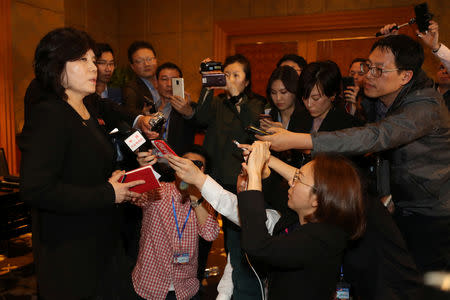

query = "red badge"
[{"left": 97, "top": 118, "right": 105, "bottom": 126}]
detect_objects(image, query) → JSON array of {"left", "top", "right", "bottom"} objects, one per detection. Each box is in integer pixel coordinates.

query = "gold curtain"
[{"left": 0, "top": 0, "right": 18, "bottom": 175}]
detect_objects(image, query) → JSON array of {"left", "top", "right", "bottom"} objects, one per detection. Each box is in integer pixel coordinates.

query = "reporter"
[
  {"left": 261, "top": 66, "right": 311, "bottom": 168},
  {"left": 130, "top": 148, "right": 219, "bottom": 300},
  {"left": 238, "top": 142, "right": 366, "bottom": 299},
  {"left": 194, "top": 54, "right": 265, "bottom": 300},
  {"left": 19, "top": 27, "right": 144, "bottom": 300}
]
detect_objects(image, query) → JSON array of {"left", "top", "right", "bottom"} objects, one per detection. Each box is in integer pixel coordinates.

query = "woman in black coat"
[
  {"left": 238, "top": 142, "right": 366, "bottom": 299},
  {"left": 19, "top": 28, "right": 143, "bottom": 300}
]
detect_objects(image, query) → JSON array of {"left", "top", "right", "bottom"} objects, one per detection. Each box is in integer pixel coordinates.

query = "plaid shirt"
[{"left": 132, "top": 182, "right": 220, "bottom": 300}]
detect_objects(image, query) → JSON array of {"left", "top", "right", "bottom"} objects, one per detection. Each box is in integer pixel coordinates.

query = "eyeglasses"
[
  {"left": 96, "top": 61, "right": 115, "bottom": 68},
  {"left": 133, "top": 57, "right": 156, "bottom": 65},
  {"left": 191, "top": 160, "right": 204, "bottom": 169},
  {"left": 292, "top": 169, "right": 316, "bottom": 191},
  {"left": 360, "top": 62, "right": 399, "bottom": 78}
]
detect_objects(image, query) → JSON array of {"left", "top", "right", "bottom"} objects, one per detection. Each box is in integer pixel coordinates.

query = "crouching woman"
[{"left": 238, "top": 142, "right": 366, "bottom": 299}]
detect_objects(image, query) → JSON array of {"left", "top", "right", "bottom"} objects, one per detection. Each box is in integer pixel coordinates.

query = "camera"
[
  {"left": 202, "top": 73, "right": 226, "bottom": 87},
  {"left": 200, "top": 61, "right": 226, "bottom": 87},
  {"left": 200, "top": 61, "right": 223, "bottom": 72},
  {"left": 148, "top": 112, "right": 166, "bottom": 132}
]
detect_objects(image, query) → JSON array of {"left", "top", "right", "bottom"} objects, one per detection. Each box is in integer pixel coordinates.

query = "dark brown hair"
[
  {"left": 304, "top": 155, "right": 366, "bottom": 240},
  {"left": 266, "top": 65, "right": 300, "bottom": 112}
]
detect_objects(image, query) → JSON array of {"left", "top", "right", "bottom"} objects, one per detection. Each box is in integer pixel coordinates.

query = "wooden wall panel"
[
  {"left": 235, "top": 42, "right": 297, "bottom": 97},
  {"left": 0, "top": 0, "right": 18, "bottom": 175},
  {"left": 213, "top": 6, "right": 413, "bottom": 64}
]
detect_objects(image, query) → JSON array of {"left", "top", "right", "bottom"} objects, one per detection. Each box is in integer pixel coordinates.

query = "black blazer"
[
  {"left": 122, "top": 76, "right": 155, "bottom": 115},
  {"left": 106, "top": 85, "right": 123, "bottom": 105},
  {"left": 343, "top": 197, "right": 423, "bottom": 300},
  {"left": 166, "top": 106, "right": 197, "bottom": 155},
  {"left": 238, "top": 190, "right": 348, "bottom": 300},
  {"left": 19, "top": 83, "right": 134, "bottom": 299},
  {"left": 299, "top": 104, "right": 363, "bottom": 133}
]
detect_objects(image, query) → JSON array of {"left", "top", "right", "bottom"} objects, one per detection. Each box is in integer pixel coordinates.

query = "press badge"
[{"left": 173, "top": 252, "right": 189, "bottom": 264}]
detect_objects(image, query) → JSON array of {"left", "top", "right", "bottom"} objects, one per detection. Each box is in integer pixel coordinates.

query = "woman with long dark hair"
[{"left": 19, "top": 28, "right": 142, "bottom": 300}]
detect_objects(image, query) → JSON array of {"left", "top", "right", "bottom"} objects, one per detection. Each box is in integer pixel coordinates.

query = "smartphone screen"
[
  {"left": 172, "top": 78, "right": 184, "bottom": 99},
  {"left": 342, "top": 76, "right": 355, "bottom": 91}
]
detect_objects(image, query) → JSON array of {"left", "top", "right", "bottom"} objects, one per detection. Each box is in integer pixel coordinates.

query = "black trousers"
[{"left": 395, "top": 214, "right": 450, "bottom": 273}]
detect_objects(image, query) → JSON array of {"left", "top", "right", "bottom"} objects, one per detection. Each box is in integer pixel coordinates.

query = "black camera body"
[
  {"left": 149, "top": 112, "right": 166, "bottom": 132},
  {"left": 200, "top": 61, "right": 223, "bottom": 72}
]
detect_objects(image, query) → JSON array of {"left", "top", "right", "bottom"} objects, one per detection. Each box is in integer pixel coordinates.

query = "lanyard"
[
  {"left": 172, "top": 196, "right": 192, "bottom": 242},
  {"left": 162, "top": 115, "right": 170, "bottom": 140}
]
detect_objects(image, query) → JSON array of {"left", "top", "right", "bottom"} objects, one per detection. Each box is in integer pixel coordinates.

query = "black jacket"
[
  {"left": 122, "top": 76, "right": 155, "bottom": 115},
  {"left": 19, "top": 80, "right": 136, "bottom": 299},
  {"left": 195, "top": 89, "right": 265, "bottom": 186}
]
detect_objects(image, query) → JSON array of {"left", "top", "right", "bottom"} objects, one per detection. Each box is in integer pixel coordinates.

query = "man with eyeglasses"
[
  {"left": 258, "top": 34, "right": 450, "bottom": 273},
  {"left": 122, "top": 41, "right": 160, "bottom": 115},
  {"left": 94, "top": 43, "right": 122, "bottom": 104}
]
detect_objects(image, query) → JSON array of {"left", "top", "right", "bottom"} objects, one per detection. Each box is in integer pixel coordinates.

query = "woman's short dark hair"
[
  {"left": 34, "top": 27, "right": 96, "bottom": 101},
  {"left": 304, "top": 155, "right": 366, "bottom": 240},
  {"left": 298, "top": 61, "right": 342, "bottom": 100},
  {"left": 224, "top": 54, "right": 253, "bottom": 97},
  {"left": 266, "top": 66, "right": 299, "bottom": 110}
]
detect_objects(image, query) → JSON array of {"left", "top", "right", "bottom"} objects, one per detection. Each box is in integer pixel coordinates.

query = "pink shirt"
[{"left": 132, "top": 182, "right": 220, "bottom": 300}]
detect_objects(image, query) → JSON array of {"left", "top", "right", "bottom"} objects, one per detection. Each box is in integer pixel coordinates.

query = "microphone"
[{"left": 110, "top": 122, "right": 149, "bottom": 153}]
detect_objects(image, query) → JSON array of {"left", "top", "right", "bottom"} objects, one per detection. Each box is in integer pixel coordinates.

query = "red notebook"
[{"left": 119, "top": 165, "right": 161, "bottom": 194}]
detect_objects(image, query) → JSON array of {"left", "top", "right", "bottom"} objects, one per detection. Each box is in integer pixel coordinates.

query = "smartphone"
[
  {"left": 259, "top": 114, "right": 272, "bottom": 120},
  {"left": 172, "top": 78, "right": 184, "bottom": 99},
  {"left": 245, "top": 125, "right": 272, "bottom": 136},
  {"left": 415, "top": 3, "right": 432, "bottom": 33},
  {"left": 202, "top": 73, "right": 226, "bottom": 87},
  {"left": 151, "top": 140, "right": 178, "bottom": 157},
  {"left": 342, "top": 76, "right": 355, "bottom": 91}
]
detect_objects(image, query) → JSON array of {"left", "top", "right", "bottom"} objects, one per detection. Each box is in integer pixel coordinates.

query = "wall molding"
[{"left": 213, "top": 6, "right": 414, "bottom": 61}]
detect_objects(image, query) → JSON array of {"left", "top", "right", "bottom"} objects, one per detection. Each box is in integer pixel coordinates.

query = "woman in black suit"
[
  {"left": 19, "top": 28, "right": 143, "bottom": 300},
  {"left": 238, "top": 142, "right": 366, "bottom": 299},
  {"left": 298, "top": 61, "right": 362, "bottom": 134},
  {"left": 260, "top": 65, "right": 311, "bottom": 168}
]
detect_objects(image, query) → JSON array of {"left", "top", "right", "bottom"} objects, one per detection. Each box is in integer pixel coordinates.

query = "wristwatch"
[{"left": 190, "top": 197, "right": 204, "bottom": 208}]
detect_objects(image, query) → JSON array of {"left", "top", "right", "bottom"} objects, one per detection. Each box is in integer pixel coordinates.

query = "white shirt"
[
  {"left": 200, "top": 175, "right": 281, "bottom": 300},
  {"left": 434, "top": 43, "right": 450, "bottom": 71}
]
